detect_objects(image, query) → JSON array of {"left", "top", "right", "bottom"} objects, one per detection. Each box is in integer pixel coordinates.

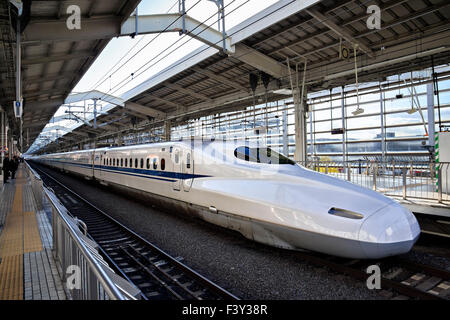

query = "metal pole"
[
  {"left": 379, "top": 84, "right": 385, "bottom": 164},
  {"left": 220, "top": 0, "right": 226, "bottom": 53},
  {"left": 373, "top": 163, "right": 377, "bottom": 191},
  {"left": 426, "top": 82, "right": 435, "bottom": 148},
  {"left": 402, "top": 167, "right": 407, "bottom": 199},
  {"left": 283, "top": 108, "right": 288, "bottom": 156},
  {"left": 437, "top": 166, "right": 442, "bottom": 203},
  {"left": 93, "top": 99, "right": 97, "bottom": 129},
  {"left": 341, "top": 86, "right": 346, "bottom": 166},
  {"left": 16, "top": 17, "right": 22, "bottom": 153}
]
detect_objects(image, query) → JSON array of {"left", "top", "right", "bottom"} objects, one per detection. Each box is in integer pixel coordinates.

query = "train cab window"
[
  {"left": 146, "top": 158, "right": 150, "bottom": 169},
  {"left": 161, "top": 159, "right": 165, "bottom": 170},
  {"left": 120, "top": 158, "right": 123, "bottom": 167},
  {"left": 125, "top": 158, "right": 128, "bottom": 167},
  {"left": 234, "top": 146, "right": 295, "bottom": 165},
  {"left": 186, "top": 153, "right": 191, "bottom": 169},
  {"left": 153, "top": 158, "right": 158, "bottom": 170},
  {"left": 135, "top": 158, "right": 138, "bottom": 168}
]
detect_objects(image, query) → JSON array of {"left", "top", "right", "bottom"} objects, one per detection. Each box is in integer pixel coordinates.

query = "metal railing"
[
  {"left": 298, "top": 160, "right": 450, "bottom": 203},
  {"left": 25, "top": 163, "right": 140, "bottom": 300}
]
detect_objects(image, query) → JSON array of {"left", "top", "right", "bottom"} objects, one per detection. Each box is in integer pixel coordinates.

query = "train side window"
[
  {"left": 120, "top": 158, "right": 123, "bottom": 167},
  {"left": 113, "top": 159, "right": 116, "bottom": 166},
  {"left": 146, "top": 158, "right": 150, "bottom": 169},
  {"left": 186, "top": 153, "right": 191, "bottom": 169},
  {"left": 135, "top": 158, "right": 138, "bottom": 168},
  {"left": 125, "top": 158, "right": 128, "bottom": 167},
  {"left": 153, "top": 158, "right": 158, "bottom": 170},
  {"left": 161, "top": 159, "right": 165, "bottom": 170},
  {"left": 130, "top": 158, "right": 132, "bottom": 167}
]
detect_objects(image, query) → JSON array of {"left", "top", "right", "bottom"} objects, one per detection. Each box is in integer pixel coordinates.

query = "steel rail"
[{"left": 30, "top": 162, "right": 239, "bottom": 301}]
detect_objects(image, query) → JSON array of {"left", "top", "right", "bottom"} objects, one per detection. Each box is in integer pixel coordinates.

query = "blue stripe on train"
[{"left": 44, "top": 159, "right": 210, "bottom": 181}]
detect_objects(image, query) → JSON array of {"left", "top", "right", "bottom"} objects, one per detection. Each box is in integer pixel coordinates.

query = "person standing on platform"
[
  {"left": 11, "top": 155, "right": 19, "bottom": 179},
  {"left": 2, "top": 153, "right": 10, "bottom": 183}
]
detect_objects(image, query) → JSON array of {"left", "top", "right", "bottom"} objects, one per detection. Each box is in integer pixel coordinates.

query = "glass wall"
[{"left": 114, "top": 65, "right": 450, "bottom": 162}]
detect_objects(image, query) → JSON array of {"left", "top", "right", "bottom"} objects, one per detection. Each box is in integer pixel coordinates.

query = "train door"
[
  {"left": 92, "top": 152, "right": 96, "bottom": 177},
  {"left": 182, "top": 149, "right": 193, "bottom": 192},
  {"left": 172, "top": 147, "right": 181, "bottom": 191},
  {"left": 98, "top": 152, "right": 105, "bottom": 181}
]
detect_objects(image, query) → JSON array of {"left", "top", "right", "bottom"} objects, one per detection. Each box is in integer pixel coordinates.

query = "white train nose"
[{"left": 358, "top": 203, "right": 421, "bottom": 259}]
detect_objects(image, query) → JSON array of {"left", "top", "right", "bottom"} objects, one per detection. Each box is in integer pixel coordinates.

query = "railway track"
[
  {"left": 30, "top": 162, "right": 449, "bottom": 300},
  {"left": 293, "top": 251, "right": 450, "bottom": 300},
  {"left": 30, "top": 163, "right": 238, "bottom": 301}
]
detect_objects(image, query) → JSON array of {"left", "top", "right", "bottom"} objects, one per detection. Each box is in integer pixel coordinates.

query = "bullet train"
[{"left": 30, "top": 138, "right": 420, "bottom": 259}]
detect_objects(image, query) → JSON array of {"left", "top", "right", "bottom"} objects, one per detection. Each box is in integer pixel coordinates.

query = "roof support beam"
[
  {"left": 305, "top": 9, "right": 374, "bottom": 58},
  {"left": 24, "top": 13, "right": 233, "bottom": 53},
  {"left": 142, "top": 94, "right": 181, "bottom": 109},
  {"left": 233, "top": 43, "right": 290, "bottom": 79},
  {"left": 24, "top": 98, "right": 64, "bottom": 111},
  {"left": 121, "top": 14, "right": 234, "bottom": 53},
  {"left": 22, "top": 51, "right": 95, "bottom": 65},
  {"left": 165, "top": 82, "right": 213, "bottom": 102},
  {"left": 124, "top": 101, "right": 166, "bottom": 119},
  {"left": 191, "top": 66, "right": 245, "bottom": 91},
  {"left": 24, "top": 72, "right": 76, "bottom": 85}
]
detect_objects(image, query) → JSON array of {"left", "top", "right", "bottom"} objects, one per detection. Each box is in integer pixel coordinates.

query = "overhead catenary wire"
[
  {"left": 108, "top": 0, "right": 379, "bottom": 98},
  {"left": 107, "top": 0, "right": 244, "bottom": 96},
  {"left": 87, "top": 0, "right": 202, "bottom": 103},
  {"left": 32, "top": 0, "right": 198, "bottom": 151},
  {"left": 34, "top": 0, "right": 446, "bottom": 152}
]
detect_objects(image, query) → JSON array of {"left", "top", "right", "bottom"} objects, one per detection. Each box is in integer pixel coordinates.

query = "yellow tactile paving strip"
[
  {"left": 0, "top": 169, "right": 43, "bottom": 300},
  {"left": 24, "top": 212, "right": 43, "bottom": 253}
]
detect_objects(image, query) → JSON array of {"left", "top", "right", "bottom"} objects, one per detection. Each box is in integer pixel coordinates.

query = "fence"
[
  {"left": 25, "top": 163, "right": 140, "bottom": 300},
  {"left": 299, "top": 160, "right": 450, "bottom": 203}
]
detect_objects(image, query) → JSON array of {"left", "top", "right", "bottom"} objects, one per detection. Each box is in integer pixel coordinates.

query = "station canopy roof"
[
  {"left": 15, "top": 0, "right": 450, "bottom": 153},
  {"left": 0, "top": 0, "right": 140, "bottom": 149}
]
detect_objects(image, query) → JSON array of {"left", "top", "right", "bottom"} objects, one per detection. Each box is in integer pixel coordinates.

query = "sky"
[
  {"left": 71, "top": 0, "right": 278, "bottom": 96},
  {"left": 28, "top": 0, "right": 279, "bottom": 152}
]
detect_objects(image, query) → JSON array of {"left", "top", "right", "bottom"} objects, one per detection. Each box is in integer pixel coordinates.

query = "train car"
[{"left": 31, "top": 138, "right": 420, "bottom": 259}]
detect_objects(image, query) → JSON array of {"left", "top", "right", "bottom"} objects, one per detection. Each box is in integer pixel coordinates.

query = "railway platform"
[{"left": 0, "top": 165, "right": 67, "bottom": 300}]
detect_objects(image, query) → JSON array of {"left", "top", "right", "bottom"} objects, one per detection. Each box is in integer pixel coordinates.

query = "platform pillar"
[
  {"left": 294, "top": 96, "right": 307, "bottom": 163},
  {"left": 427, "top": 82, "right": 435, "bottom": 148},
  {"left": 164, "top": 120, "right": 171, "bottom": 142}
]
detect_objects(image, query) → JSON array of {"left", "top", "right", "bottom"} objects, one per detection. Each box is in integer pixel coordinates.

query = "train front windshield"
[{"left": 234, "top": 146, "right": 296, "bottom": 165}]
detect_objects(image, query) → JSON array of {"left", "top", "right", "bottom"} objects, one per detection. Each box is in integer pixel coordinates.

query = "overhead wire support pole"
[
  {"left": 16, "top": 11, "right": 22, "bottom": 153},
  {"left": 208, "top": 0, "right": 227, "bottom": 54},
  {"left": 179, "top": 0, "right": 186, "bottom": 35}
]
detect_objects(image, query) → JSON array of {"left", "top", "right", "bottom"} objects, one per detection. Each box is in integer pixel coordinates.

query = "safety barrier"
[
  {"left": 299, "top": 160, "right": 450, "bottom": 203},
  {"left": 25, "top": 162, "right": 140, "bottom": 300}
]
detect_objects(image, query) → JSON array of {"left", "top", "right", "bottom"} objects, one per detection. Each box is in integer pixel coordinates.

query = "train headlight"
[{"left": 328, "top": 207, "right": 364, "bottom": 219}]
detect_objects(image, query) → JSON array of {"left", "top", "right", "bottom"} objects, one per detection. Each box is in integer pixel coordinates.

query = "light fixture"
[
  {"left": 407, "top": 107, "right": 417, "bottom": 114},
  {"left": 273, "top": 88, "right": 293, "bottom": 95},
  {"left": 352, "top": 107, "right": 364, "bottom": 116}
]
